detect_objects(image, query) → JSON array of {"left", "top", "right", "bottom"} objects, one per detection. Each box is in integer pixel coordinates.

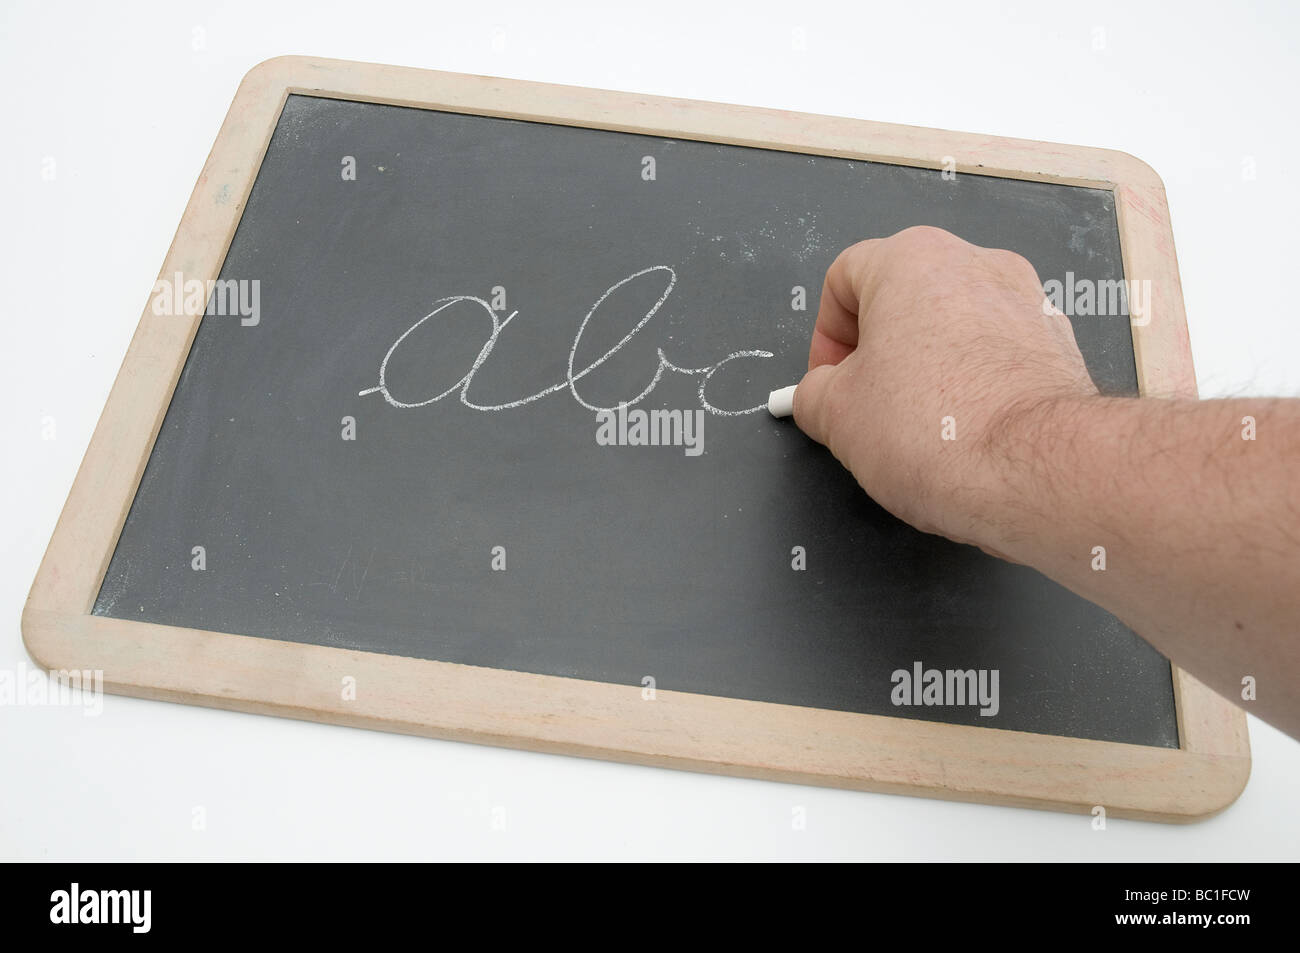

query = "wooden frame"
[{"left": 22, "top": 56, "right": 1249, "bottom": 822}]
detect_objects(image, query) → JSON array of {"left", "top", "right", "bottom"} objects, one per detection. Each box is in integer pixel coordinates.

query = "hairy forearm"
[
  {"left": 983, "top": 396, "right": 1300, "bottom": 736},
  {"left": 795, "top": 229, "right": 1300, "bottom": 735}
]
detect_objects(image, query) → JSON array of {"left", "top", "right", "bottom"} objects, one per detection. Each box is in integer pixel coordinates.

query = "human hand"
[{"left": 794, "top": 226, "right": 1099, "bottom": 553}]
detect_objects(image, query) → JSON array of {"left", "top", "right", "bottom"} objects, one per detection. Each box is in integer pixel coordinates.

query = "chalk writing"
[{"left": 358, "top": 266, "right": 772, "bottom": 415}]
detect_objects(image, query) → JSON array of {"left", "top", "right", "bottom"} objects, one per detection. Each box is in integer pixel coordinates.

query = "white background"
[{"left": 3, "top": 0, "right": 1298, "bottom": 860}]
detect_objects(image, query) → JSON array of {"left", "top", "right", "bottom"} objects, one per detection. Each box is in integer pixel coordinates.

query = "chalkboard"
[{"left": 93, "top": 92, "right": 1177, "bottom": 749}]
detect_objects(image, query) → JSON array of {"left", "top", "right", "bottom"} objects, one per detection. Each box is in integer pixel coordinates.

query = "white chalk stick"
[{"left": 767, "top": 384, "right": 798, "bottom": 418}]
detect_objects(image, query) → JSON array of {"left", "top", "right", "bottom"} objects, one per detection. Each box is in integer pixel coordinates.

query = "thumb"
[{"left": 792, "top": 363, "right": 839, "bottom": 447}]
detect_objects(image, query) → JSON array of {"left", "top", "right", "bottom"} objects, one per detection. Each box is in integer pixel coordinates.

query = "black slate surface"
[{"left": 94, "top": 94, "right": 1176, "bottom": 748}]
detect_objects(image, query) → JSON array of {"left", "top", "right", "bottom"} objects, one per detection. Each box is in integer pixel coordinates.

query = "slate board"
[{"left": 94, "top": 93, "right": 1177, "bottom": 748}]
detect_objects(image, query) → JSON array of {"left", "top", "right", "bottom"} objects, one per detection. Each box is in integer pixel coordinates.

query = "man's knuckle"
[
  {"left": 993, "top": 248, "right": 1041, "bottom": 284},
  {"left": 896, "top": 224, "right": 953, "bottom": 249}
]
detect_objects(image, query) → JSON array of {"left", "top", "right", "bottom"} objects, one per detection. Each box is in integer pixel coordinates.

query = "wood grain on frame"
[{"left": 22, "top": 56, "right": 1249, "bottom": 821}]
